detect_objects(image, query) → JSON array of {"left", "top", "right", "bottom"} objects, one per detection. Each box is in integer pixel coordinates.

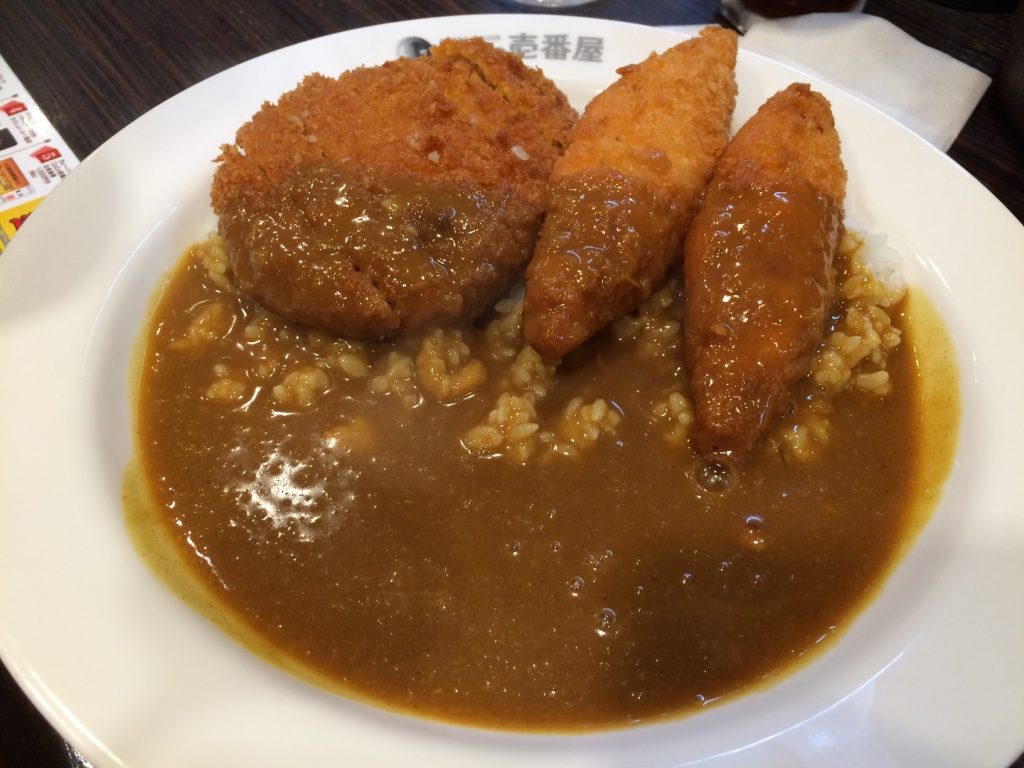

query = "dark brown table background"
[{"left": 1, "top": 1, "right": 1021, "bottom": 766}]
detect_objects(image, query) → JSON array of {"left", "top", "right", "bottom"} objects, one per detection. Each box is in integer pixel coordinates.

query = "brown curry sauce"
[{"left": 126, "top": 235, "right": 959, "bottom": 731}]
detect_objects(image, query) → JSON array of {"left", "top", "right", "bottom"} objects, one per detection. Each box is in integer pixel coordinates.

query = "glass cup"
[
  {"left": 501, "top": 0, "right": 598, "bottom": 6},
  {"left": 719, "top": 0, "right": 865, "bottom": 32}
]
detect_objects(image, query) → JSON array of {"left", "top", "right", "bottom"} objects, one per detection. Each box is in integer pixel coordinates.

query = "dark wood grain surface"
[{"left": 1, "top": 1, "right": 1021, "bottom": 766}]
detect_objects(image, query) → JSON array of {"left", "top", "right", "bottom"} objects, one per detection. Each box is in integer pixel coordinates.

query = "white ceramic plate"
[{"left": 1, "top": 15, "right": 1022, "bottom": 768}]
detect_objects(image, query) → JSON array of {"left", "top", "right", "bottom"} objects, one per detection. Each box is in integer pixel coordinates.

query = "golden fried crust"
[
  {"left": 210, "top": 39, "right": 576, "bottom": 340},
  {"left": 524, "top": 26, "right": 738, "bottom": 358},
  {"left": 711, "top": 83, "right": 846, "bottom": 201},
  {"left": 553, "top": 26, "right": 738, "bottom": 194},
  {"left": 683, "top": 83, "right": 847, "bottom": 459},
  {"left": 211, "top": 38, "right": 576, "bottom": 214}
]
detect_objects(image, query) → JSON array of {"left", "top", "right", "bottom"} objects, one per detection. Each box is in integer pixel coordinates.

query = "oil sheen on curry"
[{"left": 129, "top": 162, "right": 958, "bottom": 730}]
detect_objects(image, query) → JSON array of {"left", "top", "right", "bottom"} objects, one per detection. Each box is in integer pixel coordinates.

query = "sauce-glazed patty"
[
  {"left": 220, "top": 164, "right": 539, "bottom": 339},
  {"left": 211, "top": 37, "right": 576, "bottom": 339}
]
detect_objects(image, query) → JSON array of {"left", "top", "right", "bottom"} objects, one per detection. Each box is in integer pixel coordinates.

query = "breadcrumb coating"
[
  {"left": 683, "top": 83, "right": 847, "bottom": 458},
  {"left": 708, "top": 82, "right": 846, "bottom": 201},
  {"left": 552, "top": 25, "right": 738, "bottom": 195},
  {"left": 211, "top": 37, "right": 576, "bottom": 214},
  {"left": 210, "top": 38, "right": 576, "bottom": 340},
  {"left": 524, "top": 26, "right": 738, "bottom": 358}
]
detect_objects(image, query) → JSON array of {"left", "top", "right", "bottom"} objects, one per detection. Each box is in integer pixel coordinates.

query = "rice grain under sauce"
[{"left": 125, "top": 234, "right": 959, "bottom": 730}]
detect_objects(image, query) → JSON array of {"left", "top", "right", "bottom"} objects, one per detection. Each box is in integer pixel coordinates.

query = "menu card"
[{"left": 0, "top": 54, "right": 79, "bottom": 253}]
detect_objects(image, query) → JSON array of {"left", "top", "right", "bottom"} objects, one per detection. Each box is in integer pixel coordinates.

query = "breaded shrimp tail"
[
  {"left": 683, "top": 83, "right": 847, "bottom": 459},
  {"left": 524, "top": 26, "right": 738, "bottom": 359}
]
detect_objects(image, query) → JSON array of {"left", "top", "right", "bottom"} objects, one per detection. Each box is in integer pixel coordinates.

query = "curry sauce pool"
[{"left": 126, "top": 234, "right": 959, "bottom": 730}]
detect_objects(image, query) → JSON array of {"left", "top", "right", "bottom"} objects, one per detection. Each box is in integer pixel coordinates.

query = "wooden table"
[{"left": 1, "top": 1, "right": 1021, "bottom": 766}]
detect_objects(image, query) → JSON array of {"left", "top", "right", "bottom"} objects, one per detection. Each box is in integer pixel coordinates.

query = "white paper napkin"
[{"left": 662, "top": 14, "right": 991, "bottom": 151}]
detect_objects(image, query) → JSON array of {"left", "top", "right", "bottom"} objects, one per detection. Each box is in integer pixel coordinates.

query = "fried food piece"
[
  {"left": 524, "top": 26, "right": 738, "bottom": 358},
  {"left": 683, "top": 83, "right": 847, "bottom": 459},
  {"left": 211, "top": 38, "right": 576, "bottom": 339}
]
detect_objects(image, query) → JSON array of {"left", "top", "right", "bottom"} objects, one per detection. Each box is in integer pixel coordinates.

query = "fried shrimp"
[
  {"left": 683, "top": 83, "right": 847, "bottom": 459},
  {"left": 211, "top": 38, "right": 576, "bottom": 340},
  {"left": 523, "top": 26, "right": 738, "bottom": 359}
]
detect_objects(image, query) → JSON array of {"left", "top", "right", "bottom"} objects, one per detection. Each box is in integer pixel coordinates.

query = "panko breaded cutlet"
[
  {"left": 704, "top": 84, "right": 846, "bottom": 204},
  {"left": 683, "top": 84, "right": 847, "bottom": 459},
  {"left": 211, "top": 38, "right": 576, "bottom": 339},
  {"left": 548, "top": 26, "right": 737, "bottom": 192},
  {"left": 524, "top": 26, "right": 738, "bottom": 359}
]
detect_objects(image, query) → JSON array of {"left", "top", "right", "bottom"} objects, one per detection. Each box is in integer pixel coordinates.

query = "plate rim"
[{"left": 1, "top": 13, "right": 1023, "bottom": 768}]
